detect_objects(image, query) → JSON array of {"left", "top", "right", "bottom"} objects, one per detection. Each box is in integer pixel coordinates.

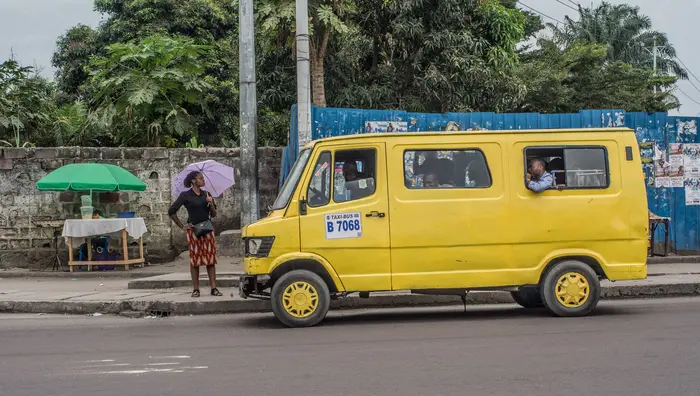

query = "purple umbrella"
[{"left": 172, "top": 160, "right": 235, "bottom": 198}]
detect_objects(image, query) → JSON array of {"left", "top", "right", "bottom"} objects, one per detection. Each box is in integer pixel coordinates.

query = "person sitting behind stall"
[{"left": 527, "top": 158, "right": 564, "bottom": 192}]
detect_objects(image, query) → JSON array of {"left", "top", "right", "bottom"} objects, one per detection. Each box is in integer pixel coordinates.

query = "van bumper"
[
  {"left": 605, "top": 263, "right": 647, "bottom": 281},
  {"left": 239, "top": 274, "right": 271, "bottom": 300}
]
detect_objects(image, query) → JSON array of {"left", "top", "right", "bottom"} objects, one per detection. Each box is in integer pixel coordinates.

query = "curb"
[
  {"left": 126, "top": 270, "right": 700, "bottom": 290},
  {"left": 127, "top": 274, "right": 242, "bottom": 290},
  {"left": 0, "top": 271, "right": 171, "bottom": 279},
  {"left": 647, "top": 256, "right": 700, "bottom": 264},
  {"left": 1, "top": 281, "right": 699, "bottom": 317}
]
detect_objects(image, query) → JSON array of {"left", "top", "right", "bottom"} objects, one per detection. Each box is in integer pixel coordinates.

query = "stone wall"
[{"left": 0, "top": 147, "right": 282, "bottom": 269}]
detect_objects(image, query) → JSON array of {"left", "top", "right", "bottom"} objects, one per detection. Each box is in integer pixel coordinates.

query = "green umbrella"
[{"left": 36, "top": 163, "right": 146, "bottom": 192}]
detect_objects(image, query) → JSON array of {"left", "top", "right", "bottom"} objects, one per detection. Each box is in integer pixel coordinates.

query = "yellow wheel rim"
[
  {"left": 555, "top": 272, "right": 590, "bottom": 308},
  {"left": 282, "top": 281, "right": 319, "bottom": 318}
]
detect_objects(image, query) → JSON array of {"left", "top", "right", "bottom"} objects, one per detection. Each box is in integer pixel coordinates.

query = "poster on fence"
[
  {"left": 683, "top": 143, "right": 700, "bottom": 176},
  {"left": 685, "top": 177, "right": 700, "bottom": 205},
  {"left": 365, "top": 121, "right": 408, "bottom": 133},
  {"left": 654, "top": 144, "right": 670, "bottom": 188},
  {"left": 640, "top": 141, "right": 655, "bottom": 187},
  {"left": 669, "top": 143, "right": 684, "bottom": 187}
]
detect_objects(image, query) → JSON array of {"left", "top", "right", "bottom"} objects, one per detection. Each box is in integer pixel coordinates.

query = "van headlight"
[{"left": 245, "top": 236, "right": 275, "bottom": 257}]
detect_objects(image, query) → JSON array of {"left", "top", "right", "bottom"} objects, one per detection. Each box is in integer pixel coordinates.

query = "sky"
[{"left": 0, "top": 0, "right": 698, "bottom": 116}]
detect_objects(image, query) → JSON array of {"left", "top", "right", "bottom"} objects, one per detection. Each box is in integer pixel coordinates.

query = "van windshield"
[{"left": 271, "top": 149, "right": 311, "bottom": 210}]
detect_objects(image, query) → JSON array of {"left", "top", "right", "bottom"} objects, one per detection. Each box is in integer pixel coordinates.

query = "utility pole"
[
  {"left": 239, "top": 0, "right": 259, "bottom": 226},
  {"left": 296, "top": 0, "right": 312, "bottom": 152},
  {"left": 653, "top": 37, "right": 658, "bottom": 94}
]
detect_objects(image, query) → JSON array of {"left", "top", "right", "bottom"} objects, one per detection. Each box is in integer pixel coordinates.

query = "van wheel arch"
[
  {"left": 538, "top": 256, "right": 607, "bottom": 284},
  {"left": 269, "top": 259, "right": 339, "bottom": 294}
]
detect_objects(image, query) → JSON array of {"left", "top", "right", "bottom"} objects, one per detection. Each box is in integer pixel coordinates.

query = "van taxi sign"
[{"left": 324, "top": 212, "right": 363, "bottom": 239}]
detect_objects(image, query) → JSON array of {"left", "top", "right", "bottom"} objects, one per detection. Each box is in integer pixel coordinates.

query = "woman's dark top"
[{"left": 168, "top": 189, "right": 215, "bottom": 225}]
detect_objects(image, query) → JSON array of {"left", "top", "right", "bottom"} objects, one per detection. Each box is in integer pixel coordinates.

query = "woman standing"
[{"left": 168, "top": 171, "right": 223, "bottom": 297}]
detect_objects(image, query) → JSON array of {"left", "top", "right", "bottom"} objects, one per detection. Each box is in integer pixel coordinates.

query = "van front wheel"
[
  {"left": 510, "top": 286, "right": 544, "bottom": 308},
  {"left": 540, "top": 261, "right": 601, "bottom": 317},
  {"left": 270, "top": 270, "right": 331, "bottom": 328}
]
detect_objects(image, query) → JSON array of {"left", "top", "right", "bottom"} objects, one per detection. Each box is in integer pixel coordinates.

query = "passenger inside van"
[
  {"left": 414, "top": 151, "right": 453, "bottom": 185},
  {"left": 527, "top": 158, "right": 554, "bottom": 192},
  {"left": 423, "top": 172, "right": 455, "bottom": 188}
]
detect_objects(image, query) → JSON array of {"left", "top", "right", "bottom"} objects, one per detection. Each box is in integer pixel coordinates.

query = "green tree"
[
  {"left": 49, "top": 100, "right": 104, "bottom": 147},
  {"left": 52, "top": 0, "right": 241, "bottom": 145},
  {"left": 329, "top": 0, "right": 527, "bottom": 113},
  {"left": 0, "top": 59, "right": 56, "bottom": 147},
  {"left": 517, "top": 40, "right": 678, "bottom": 113},
  {"left": 51, "top": 24, "right": 97, "bottom": 103},
  {"left": 87, "top": 35, "right": 212, "bottom": 147},
  {"left": 256, "top": 0, "right": 358, "bottom": 107},
  {"left": 551, "top": 2, "right": 686, "bottom": 79}
]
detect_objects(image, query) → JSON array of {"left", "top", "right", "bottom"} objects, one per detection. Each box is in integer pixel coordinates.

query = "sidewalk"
[
  {"left": 0, "top": 256, "right": 244, "bottom": 279},
  {"left": 1, "top": 264, "right": 700, "bottom": 317}
]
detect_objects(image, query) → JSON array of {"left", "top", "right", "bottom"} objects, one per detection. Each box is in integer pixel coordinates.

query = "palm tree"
[{"left": 550, "top": 2, "right": 687, "bottom": 79}]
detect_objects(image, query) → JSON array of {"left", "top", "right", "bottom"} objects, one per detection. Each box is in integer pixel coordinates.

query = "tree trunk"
[
  {"left": 311, "top": 53, "right": 327, "bottom": 107},
  {"left": 310, "top": 28, "right": 330, "bottom": 107}
]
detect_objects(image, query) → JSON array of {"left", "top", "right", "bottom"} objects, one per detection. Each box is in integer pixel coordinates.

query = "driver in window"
[
  {"left": 342, "top": 161, "right": 362, "bottom": 182},
  {"left": 343, "top": 161, "right": 372, "bottom": 200}
]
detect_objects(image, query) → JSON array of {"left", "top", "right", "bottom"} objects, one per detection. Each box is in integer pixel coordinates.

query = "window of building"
[
  {"left": 333, "top": 149, "right": 377, "bottom": 203},
  {"left": 525, "top": 146, "right": 609, "bottom": 189},
  {"left": 403, "top": 149, "right": 492, "bottom": 189},
  {"left": 306, "top": 151, "right": 332, "bottom": 207}
]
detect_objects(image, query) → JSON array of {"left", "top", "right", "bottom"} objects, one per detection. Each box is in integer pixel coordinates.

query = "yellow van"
[{"left": 240, "top": 128, "right": 648, "bottom": 327}]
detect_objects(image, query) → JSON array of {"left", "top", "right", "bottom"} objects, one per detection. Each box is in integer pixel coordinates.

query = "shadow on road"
[{"left": 236, "top": 304, "right": 641, "bottom": 329}]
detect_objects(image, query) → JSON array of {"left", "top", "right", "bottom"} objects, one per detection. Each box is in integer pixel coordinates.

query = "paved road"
[{"left": 1, "top": 298, "right": 699, "bottom": 396}]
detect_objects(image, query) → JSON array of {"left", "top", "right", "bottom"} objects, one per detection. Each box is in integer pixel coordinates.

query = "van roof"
[{"left": 304, "top": 127, "right": 633, "bottom": 148}]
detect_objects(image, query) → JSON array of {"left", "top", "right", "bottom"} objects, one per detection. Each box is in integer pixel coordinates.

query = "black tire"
[
  {"left": 270, "top": 270, "right": 331, "bottom": 328},
  {"left": 510, "top": 286, "right": 544, "bottom": 308},
  {"left": 540, "top": 260, "right": 601, "bottom": 317}
]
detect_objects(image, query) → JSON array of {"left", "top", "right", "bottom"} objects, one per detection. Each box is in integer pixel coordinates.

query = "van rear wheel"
[
  {"left": 270, "top": 270, "right": 330, "bottom": 328},
  {"left": 510, "top": 286, "right": 544, "bottom": 308},
  {"left": 540, "top": 260, "right": 600, "bottom": 317}
]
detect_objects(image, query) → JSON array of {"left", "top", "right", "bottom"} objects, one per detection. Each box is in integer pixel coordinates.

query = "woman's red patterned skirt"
[{"left": 186, "top": 229, "right": 217, "bottom": 267}]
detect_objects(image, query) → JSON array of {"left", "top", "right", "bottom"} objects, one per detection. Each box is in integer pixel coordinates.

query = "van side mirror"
[{"left": 299, "top": 199, "right": 307, "bottom": 215}]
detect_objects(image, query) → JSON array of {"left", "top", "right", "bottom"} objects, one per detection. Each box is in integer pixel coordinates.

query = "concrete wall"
[{"left": 0, "top": 147, "right": 282, "bottom": 269}]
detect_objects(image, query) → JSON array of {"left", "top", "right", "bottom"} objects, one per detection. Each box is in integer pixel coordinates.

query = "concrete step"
[{"left": 128, "top": 272, "right": 241, "bottom": 290}]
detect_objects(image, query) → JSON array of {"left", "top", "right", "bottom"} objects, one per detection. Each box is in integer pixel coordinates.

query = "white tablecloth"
[{"left": 62, "top": 218, "right": 148, "bottom": 240}]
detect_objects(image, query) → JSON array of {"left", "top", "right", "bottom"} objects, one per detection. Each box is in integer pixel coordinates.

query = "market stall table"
[
  {"left": 649, "top": 211, "right": 671, "bottom": 257},
  {"left": 63, "top": 218, "right": 147, "bottom": 272}
]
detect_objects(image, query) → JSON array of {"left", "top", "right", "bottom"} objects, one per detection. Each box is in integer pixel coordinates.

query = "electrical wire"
[
  {"left": 517, "top": 1, "right": 565, "bottom": 24},
  {"left": 553, "top": 0, "right": 578, "bottom": 12}
]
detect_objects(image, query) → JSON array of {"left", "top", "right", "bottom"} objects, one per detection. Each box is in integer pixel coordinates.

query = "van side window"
[
  {"left": 307, "top": 151, "right": 332, "bottom": 207},
  {"left": 404, "top": 149, "right": 491, "bottom": 189},
  {"left": 525, "top": 147, "right": 609, "bottom": 189},
  {"left": 334, "top": 149, "right": 377, "bottom": 203}
]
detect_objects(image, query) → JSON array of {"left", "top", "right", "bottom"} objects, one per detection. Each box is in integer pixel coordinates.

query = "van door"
[
  {"left": 388, "top": 141, "right": 514, "bottom": 290},
  {"left": 299, "top": 143, "right": 391, "bottom": 292}
]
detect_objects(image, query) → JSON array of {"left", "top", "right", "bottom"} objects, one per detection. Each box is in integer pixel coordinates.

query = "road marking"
[
  {"left": 84, "top": 359, "right": 115, "bottom": 363},
  {"left": 85, "top": 363, "right": 130, "bottom": 368},
  {"left": 95, "top": 368, "right": 179, "bottom": 375},
  {"left": 146, "top": 362, "right": 180, "bottom": 366},
  {"left": 148, "top": 355, "right": 190, "bottom": 359}
]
